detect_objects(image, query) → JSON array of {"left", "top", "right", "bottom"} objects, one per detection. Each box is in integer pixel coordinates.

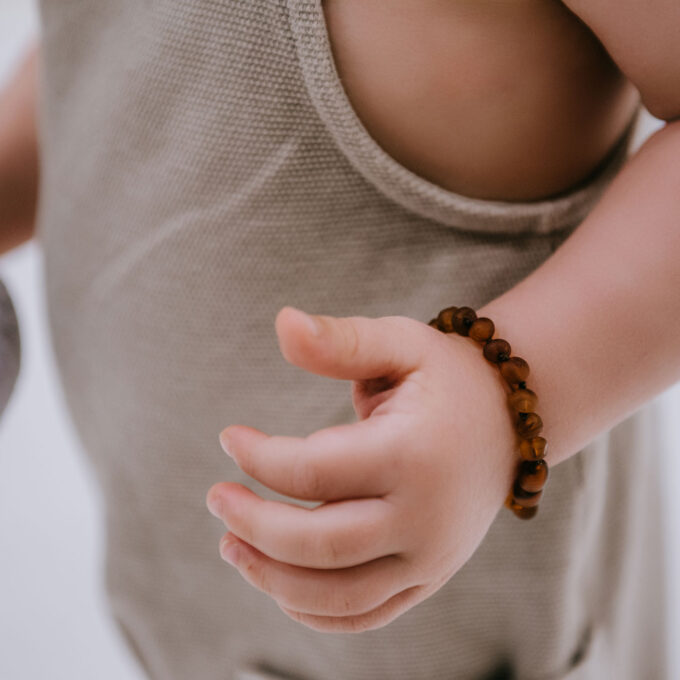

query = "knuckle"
[
  {"left": 293, "top": 526, "right": 318, "bottom": 565},
  {"left": 317, "top": 584, "right": 365, "bottom": 618},
  {"left": 320, "top": 577, "right": 378, "bottom": 617},
  {"left": 316, "top": 530, "right": 345, "bottom": 568},
  {"left": 352, "top": 513, "right": 384, "bottom": 556},
  {"left": 311, "top": 508, "right": 387, "bottom": 569},
  {"left": 224, "top": 501, "right": 253, "bottom": 544},
  {"left": 293, "top": 454, "right": 325, "bottom": 499},
  {"left": 245, "top": 554, "right": 271, "bottom": 596},
  {"left": 348, "top": 614, "right": 372, "bottom": 633},
  {"left": 384, "top": 314, "right": 422, "bottom": 337},
  {"left": 340, "top": 319, "right": 361, "bottom": 364}
]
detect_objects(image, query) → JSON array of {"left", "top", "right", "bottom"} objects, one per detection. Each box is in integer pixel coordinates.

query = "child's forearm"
[
  {"left": 0, "top": 44, "right": 39, "bottom": 255},
  {"left": 477, "top": 118, "right": 680, "bottom": 468}
]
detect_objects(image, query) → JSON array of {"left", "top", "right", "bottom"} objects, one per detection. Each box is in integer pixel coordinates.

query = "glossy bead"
[
  {"left": 451, "top": 307, "right": 477, "bottom": 336},
  {"left": 483, "top": 338, "right": 511, "bottom": 363},
  {"left": 518, "top": 459, "right": 549, "bottom": 493},
  {"left": 499, "top": 356, "right": 530, "bottom": 385},
  {"left": 512, "top": 481, "right": 542, "bottom": 508},
  {"left": 516, "top": 412, "right": 543, "bottom": 438},
  {"left": 469, "top": 317, "right": 495, "bottom": 343},
  {"left": 428, "top": 318, "right": 441, "bottom": 330},
  {"left": 436, "top": 306, "right": 458, "bottom": 333},
  {"left": 513, "top": 505, "right": 538, "bottom": 520},
  {"left": 508, "top": 388, "right": 538, "bottom": 414},
  {"left": 519, "top": 436, "right": 547, "bottom": 461}
]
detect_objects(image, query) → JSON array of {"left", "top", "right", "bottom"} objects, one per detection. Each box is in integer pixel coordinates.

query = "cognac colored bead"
[
  {"left": 436, "top": 306, "right": 458, "bottom": 333},
  {"left": 519, "top": 436, "right": 547, "bottom": 461},
  {"left": 517, "top": 459, "right": 549, "bottom": 493},
  {"left": 451, "top": 307, "right": 477, "bottom": 335},
  {"left": 512, "top": 481, "right": 542, "bottom": 508},
  {"left": 513, "top": 505, "right": 538, "bottom": 520},
  {"left": 508, "top": 388, "right": 538, "bottom": 414},
  {"left": 499, "top": 356, "right": 530, "bottom": 386},
  {"left": 507, "top": 492, "right": 539, "bottom": 518},
  {"left": 483, "top": 338, "right": 511, "bottom": 363},
  {"left": 469, "top": 317, "right": 495, "bottom": 343},
  {"left": 516, "top": 412, "right": 543, "bottom": 438},
  {"left": 428, "top": 318, "right": 441, "bottom": 330}
]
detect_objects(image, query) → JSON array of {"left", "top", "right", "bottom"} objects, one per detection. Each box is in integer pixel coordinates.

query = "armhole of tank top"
[{"left": 285, "top": 0, "right": 644, "bottom": 236}]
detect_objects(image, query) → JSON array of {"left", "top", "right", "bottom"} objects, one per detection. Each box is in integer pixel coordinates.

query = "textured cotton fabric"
[{"left": 36, "top": 1, "right": 670, "bottom": 678}]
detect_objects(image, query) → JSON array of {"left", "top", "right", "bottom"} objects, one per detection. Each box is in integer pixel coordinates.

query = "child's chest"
[{"left": 322, "top": 0, "right": 640, "bottom": 201}]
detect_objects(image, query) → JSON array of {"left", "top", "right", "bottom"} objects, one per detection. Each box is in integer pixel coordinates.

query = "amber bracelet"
[{"left": 428, "top": 306, "right": 549, "bottom": 520}]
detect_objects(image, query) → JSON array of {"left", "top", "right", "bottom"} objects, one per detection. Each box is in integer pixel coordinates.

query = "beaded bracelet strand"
[{"left": 428, "top": 306, "right": 549, "bottom": 520}]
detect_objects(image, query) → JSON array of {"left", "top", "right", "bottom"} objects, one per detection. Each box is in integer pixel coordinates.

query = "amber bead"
[
  {"left": 469, "top": 317, "right": 495, "bottom": 343},
  {"left": 513, "top": 505, "right": 538, "bottom": 520},
  {"left": 517, "top": 459, "right": 549, "bottom": 493},
  {"left": 512, "top": 481, "right": 542, "bottom": 508},
  {"left": 436, "top": 306, "right": 458, "bottom": 333},
  {"left": 451, "top": 307, "right": 477, "bottom": 336},
  {"left": 508, "top": 388, "right": 538, "bottom": 414},
  {"left": 519, "top": 436, "right": 547, "bottom": 461},
  {"left": 483, "top": 338, "right": 511, "bottom": 363},
  {"left": 428, "top": 318, "right": 441, "bottom": 330},
  {"left": 516, "top": 412, "right": 543, "bottom": 438},
  {"left": 499, "top": 356, "right": 530, "bottom": 386}
]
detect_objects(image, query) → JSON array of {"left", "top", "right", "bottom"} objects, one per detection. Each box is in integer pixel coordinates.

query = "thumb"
[{"left": 274, "top": 306, "right": 427, "bottom": 380}]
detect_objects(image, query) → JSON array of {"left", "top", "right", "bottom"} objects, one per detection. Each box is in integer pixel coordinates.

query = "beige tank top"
[{"left": 35, "top": 1, "right": 669, "bottom": 678}]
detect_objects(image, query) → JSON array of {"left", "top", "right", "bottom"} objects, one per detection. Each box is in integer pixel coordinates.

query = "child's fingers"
[
  {"left": 219, "top": 418, "right": 405, "bottom": 502},
  {"left": 206, "top": 483, "right": 399, "bottom": 570},
  {"left": 216, "top": 531, "right": 419, "bottom": 619},
  {"left": 278, "top": 584, "right": 426, "bottom": 634},
  {"left": 274, "top": 306, "right": 429, "bottom": 381}
]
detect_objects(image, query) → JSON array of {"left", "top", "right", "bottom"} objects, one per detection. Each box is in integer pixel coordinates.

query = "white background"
[{"left": 0, "top": 2, "right": 678, "bottom": 679}]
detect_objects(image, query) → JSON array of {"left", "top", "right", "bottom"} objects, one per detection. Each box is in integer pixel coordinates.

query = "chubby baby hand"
[{"left": 206, "top": 306, "right": 518, "bottom": 633}]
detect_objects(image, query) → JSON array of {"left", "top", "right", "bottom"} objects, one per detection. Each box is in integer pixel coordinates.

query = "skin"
[
  {"left": 208, "top": 310, "right": 519, "bottom": 630},
  {"left": 205, "top": 1, "right": 680, "bottom": 633},
  {"left": 1, "top": 0, "right": 679, "bottom": 636},
  {"left": 0, "top": 45, "right": 38, "bottom": 255},
  {"left": 317, "top": 0, "right": 641, "bottom": 201}
]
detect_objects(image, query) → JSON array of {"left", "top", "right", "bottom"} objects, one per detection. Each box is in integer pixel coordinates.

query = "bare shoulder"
[{"left": 561, "top": 0, "right": 680, "bottom": 120}]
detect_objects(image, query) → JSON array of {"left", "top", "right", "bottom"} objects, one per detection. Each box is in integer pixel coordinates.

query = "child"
[{"left": 1, "top": 1, "right": 678, "bottom": 678}]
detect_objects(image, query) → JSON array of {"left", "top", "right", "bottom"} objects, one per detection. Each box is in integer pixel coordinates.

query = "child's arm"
[
  {"left": 561, "top": 0, "right": 680, "bottom": 123},
  {"left": 0, "top": 44, "right": 39, "bottom": 256},
  {"left": 478, "top": 1, "right": 680, "bottom": 468},
  {"left": 205, "top": 6, "right": 680, "bottom": 632}
]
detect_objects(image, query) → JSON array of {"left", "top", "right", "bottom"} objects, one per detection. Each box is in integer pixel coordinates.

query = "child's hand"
[{"left": 206, "top": 306, "right": 518, "bottom": 633}]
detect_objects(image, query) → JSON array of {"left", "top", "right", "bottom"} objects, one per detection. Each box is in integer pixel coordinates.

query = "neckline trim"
[{"left": 286, "top": 0, "right": 643, "bottom": 235}]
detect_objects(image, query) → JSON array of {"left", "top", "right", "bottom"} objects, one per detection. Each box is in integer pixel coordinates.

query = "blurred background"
[{"left": 0, "top": 1, "right": 678, "bottom": 679}]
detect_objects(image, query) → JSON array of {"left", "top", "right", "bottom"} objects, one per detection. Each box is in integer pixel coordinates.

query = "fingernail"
[
  {"left": 220, "top": 536, "right": 240, "bottom": 565},
  {"left": 219, "top": 430, "right": 234, "bottom": 459},
  {"left": 292, "top": 307, "right": 320, "bottom": 336},
  {"left": 207, "top": 493, "right": 222, "bottom": 519}
]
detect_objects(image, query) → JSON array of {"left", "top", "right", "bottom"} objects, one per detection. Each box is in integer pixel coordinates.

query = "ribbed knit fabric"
[{"left": 35, "top": 1, "right": 669, "bottom": 679}]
